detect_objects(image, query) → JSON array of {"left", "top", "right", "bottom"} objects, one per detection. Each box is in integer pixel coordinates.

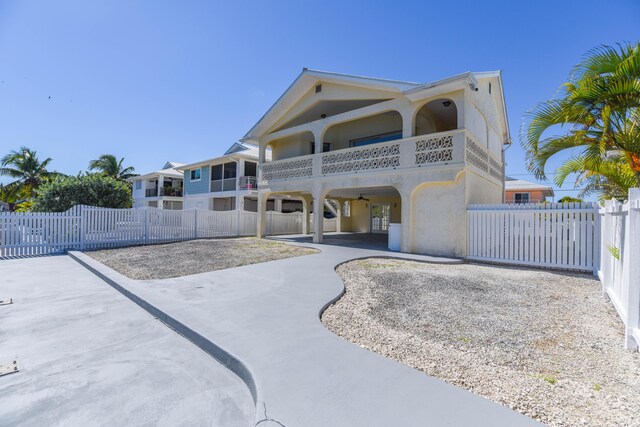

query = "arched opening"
[
  {"left": 267, "top": 131, "right": 315, "bottom": 161},
  {"left": 323, "top": 111, "right": 403, "bottom": 151},
  {"left": 414, "top": 99, "right": 458, "bottom": 136}
]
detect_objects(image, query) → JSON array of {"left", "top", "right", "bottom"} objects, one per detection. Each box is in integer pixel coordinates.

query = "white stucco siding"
[
  {"left": 323, "top": 111, "right": 402, "bottom": 150},
  {"left": 465, "top": 103, "right": 488, "bottom": 148},
  {"left": 465, "top": 171, "right": 502, "bottom": 205},
  {"left": 466, "top": 78, "right": 505, "bottom": 150},
  {"left": 183, "top": 195, "right": 208, "bottom": 210},
  {"left": 410, "top": 177, "right": 466, "bottom": 258}
]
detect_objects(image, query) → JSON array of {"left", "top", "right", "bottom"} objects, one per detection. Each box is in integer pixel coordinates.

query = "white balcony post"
[
  {"left": 400, "top": 104, "right": 415, "bottom": 139},
  {"left": 157, "top": 175, "right": 164, "bottom": 201},
  {"left": 275, "top": 198, "right": 283, "bottom": 213}
]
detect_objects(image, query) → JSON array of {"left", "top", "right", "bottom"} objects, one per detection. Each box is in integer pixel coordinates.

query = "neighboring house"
[
  {"left": 130, "top": 162, "right": 184, "bottom": 210},
  {"left": 244, "top": 69, "right": 510, "bottom": 257},
  {"left": 178, "top": 142, "right": 302, "bottom": 213},
  {"left": 0, "top": 201, "right": 10, "bottom": 212},
  {"left": 504, "top": 177, "right": 554, "bottom": 204}
]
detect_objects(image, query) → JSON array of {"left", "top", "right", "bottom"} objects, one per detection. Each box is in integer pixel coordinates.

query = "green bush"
[{"left": 33, "top": 174, "right": 132, "bottom": 212}]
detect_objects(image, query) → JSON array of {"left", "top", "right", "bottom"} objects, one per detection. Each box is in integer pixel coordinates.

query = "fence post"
[
  {"left": 236, "top": 208, "right": 241, "bottom": 237},
  {"left": 79, "top": 205, "right": 85, "bottom": 251},
  {"left": 593, "top": 203, "right": 601, "bottom": 276},
  {"left": 144, "top": 208, "right": 149, "bottom": 244},
  {"left": 194, "top": 209, "right": 198, "bottom": 239},
  {"left": 625, "top": 189, "right": 640, "bottom": 349}
]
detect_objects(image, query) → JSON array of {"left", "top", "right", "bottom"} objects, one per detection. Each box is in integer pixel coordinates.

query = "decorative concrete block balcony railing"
[{"left": 260, "top": 129, "right": 502, "bottom": 184}]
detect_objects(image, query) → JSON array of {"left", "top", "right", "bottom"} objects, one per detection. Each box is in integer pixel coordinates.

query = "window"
[
  {"left": 514, "top": 193, "right": 530, "bottom": 204},
  {"left": 135, "top": 181, "right": 141, "bottom": 190},
  {"left": 309, "top": 142, "right": 332, "bottom": 154},
  {"left": 244, "top": 161, "right": 257, "bottom": 177},
  {"left": 211, "top": 163, "right": 237, "bottom": 181},
  {"left": 315, "top": 84, "right": 322, "bottom": 93},
  {"left": 350, "top": 130, "right": 402, "bottom": 148},
  {"left": 190, "top": 168, "right": 201, "bottom": 181}
]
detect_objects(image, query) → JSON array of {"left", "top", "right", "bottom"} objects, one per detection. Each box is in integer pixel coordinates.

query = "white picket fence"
[
  {"left": 0, "top": 206, "right": 304, "bottom": 258},
  {"left": 467, "top": 202, "right": 600, "bottom": 272},
  {"left": 598, "top": 189, "right": 640, "bottom": 349}
]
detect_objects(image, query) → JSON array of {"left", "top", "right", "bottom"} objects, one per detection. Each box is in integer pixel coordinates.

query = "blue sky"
[{"left": 1, "top": 0, "right": 638, "bottom": 200}]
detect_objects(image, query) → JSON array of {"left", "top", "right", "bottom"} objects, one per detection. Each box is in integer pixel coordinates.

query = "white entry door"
[{"left": 371, "top": 203, "right": 391, "bottom": 233}]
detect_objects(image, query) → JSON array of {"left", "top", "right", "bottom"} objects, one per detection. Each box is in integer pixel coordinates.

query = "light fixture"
[
  {"left": 443, "top": 101, "right": 452, "bottom": 107},
  {"left": 320, "top": 114, "right": 327, "bottom": 119}
]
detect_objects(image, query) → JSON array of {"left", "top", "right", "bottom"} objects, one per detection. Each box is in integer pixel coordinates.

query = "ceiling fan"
[{"left": 355, "top": 193, "right": 370, "bottom": 202}]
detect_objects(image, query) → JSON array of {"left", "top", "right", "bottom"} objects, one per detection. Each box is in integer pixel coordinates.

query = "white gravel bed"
[
  {"left": 322, "top": 258, "right": 640, "bottom": 427},
  {"left": 87, "top": 238, "right": 318, "bottom": 279}
]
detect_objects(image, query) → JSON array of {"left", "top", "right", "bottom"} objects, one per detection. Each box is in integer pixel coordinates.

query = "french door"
[{"left": 371, "top": 203, "right": 391, "bottom": 233}]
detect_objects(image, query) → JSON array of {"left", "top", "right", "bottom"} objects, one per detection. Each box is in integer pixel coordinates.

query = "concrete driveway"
[
  {"left": 0, "top": 256, "right": 254, "bottom": 427},
  {"left": 70, "top": 239, "right": 541, "bottom": 427}
]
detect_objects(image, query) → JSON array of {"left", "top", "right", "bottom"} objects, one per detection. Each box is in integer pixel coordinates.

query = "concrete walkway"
[
  {"left": 71, "top": 237, "right": 541, "bottom": 426},
  {"left": 0, "top": 256, "right": 254, "bottom": 426}
]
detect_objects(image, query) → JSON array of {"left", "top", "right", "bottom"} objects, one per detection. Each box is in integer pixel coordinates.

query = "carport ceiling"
[{"left": 327, "top": 186, "right": 399, "bottom": 199}]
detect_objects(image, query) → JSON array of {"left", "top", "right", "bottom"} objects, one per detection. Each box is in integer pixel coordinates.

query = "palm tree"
[
  {"left": 521, "top": 42, "right": 640, "bottom": 197},
  {"left": 0, "top": 146, "right": 62, "bottom": 198},
  {"left": 89, "top": 154, "right": 137, "bottom": 181}
]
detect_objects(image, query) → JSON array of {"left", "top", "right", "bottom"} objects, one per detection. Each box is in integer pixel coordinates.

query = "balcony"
[
  {"left": 161, "top": 187, "right": 183, "bottom": 197},
  {"left": 259, "top": 129, "right": 503, "bottom": 184},
  {"left": 145, "top": 187, "right": 183, "bottom": 197},
  {"left": 210, "top": 178, "right": 237, "bottom": 192},
  {"left": 239, "top": 176, "right": 257, "bottom": 190}
]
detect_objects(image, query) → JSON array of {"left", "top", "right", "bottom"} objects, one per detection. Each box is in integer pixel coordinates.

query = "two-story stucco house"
[
  {"left": 130, "top": 162, "right": 184, "bottom": 210},
  {"left": 243, "top": 69, "right": 510, "bottom": 257},
  {"left": 179, "top": 142, "right": 302, "bottom": 213}
]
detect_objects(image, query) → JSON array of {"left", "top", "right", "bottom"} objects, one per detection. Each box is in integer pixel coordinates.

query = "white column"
[
  {"left": 334, "top": 199, "right": 342, "bottom": 233},
  {"left": 157, "top": 176, "right": 164, "bottom": 209},
  {"left": 275, "top": 198, "right": 283, "bottom": 213},
  {"left": 257, "top": 191, "right": 268, "bottom": 238},
  {"left": 313, "top": 192, "right": 324, "bottom": 244},
  {"left": 400, "top": 104, "right": 415, "bottom": 139},
  {"left": 399, "top": 189, "right": 413, "bottom": 253},
  {"left": 301, "top": 196, "right": 311, "bottom": 235}
]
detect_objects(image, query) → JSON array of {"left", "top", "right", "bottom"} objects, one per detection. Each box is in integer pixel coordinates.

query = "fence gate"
[{"left": 467, "top": 202, "right": 600, "bottom": 272}]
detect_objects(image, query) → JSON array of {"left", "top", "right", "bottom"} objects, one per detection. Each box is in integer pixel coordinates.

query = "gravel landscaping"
[
  {"left": 322, "top": 258, "right": 640, "bottom": 427},
  {"left": 87, "top": 238, "right": 318, "bottom": 279}
]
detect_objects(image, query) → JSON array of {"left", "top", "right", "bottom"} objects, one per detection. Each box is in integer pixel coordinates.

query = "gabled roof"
[
  {"left": 505, "top": 177, "right": 555, "bottom": 196},
  {"left": 242, "top": 68, "right": 509, "bottom": 143},
  {"left": 130, "top": 162, "right": 184, "bottom": 181}
]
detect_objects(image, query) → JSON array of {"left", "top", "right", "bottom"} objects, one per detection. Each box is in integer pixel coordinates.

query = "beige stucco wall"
[
  {"left": 270, "top": 132, "right": 314, "bottom": 161},
  {"left": 409, "top": 176, "right": 466, "bottom": 257},
  {"left": 341, "top": 196, "right": 402, "bottom": 233},
  {"left": 323, "top": 111, "right": 402, "bottom": 150},
  {"left": 465, "top": 171, "right": 503, "bottom": 205}
]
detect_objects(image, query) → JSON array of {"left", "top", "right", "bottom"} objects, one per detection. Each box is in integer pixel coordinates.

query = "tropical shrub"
[{"left": 33, "top": 174, "right": 132, "bottom": 212}]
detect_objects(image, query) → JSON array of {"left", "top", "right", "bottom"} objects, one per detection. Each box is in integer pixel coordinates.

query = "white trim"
[{"left": 190, "top": 168, "right": 202, "bottom": 182}]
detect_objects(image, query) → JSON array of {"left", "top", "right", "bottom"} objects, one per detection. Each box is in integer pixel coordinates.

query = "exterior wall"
[
  {"left": 410, "top": 175, "right": 466, "bottom": 257},
  {"left": 270, "top": 132, "right": 314, "bottom": 161},
  {"left": 466, "top": 171, "right": 502, "bottom": 205},
  {"left": 342, "top": 196, "right": 401, "bottom": 233},
  {"left": 323, "top": 112, "right": 402, "bottom": 151},
  {"left": 183, "top": 194, "right": 209, "bottom": 210},
  {"left": 183, "top": 166, "right": 210, "bottom": 195},
  {"left": 465, "top": 78, "right": 504, "bottom": 159}
]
